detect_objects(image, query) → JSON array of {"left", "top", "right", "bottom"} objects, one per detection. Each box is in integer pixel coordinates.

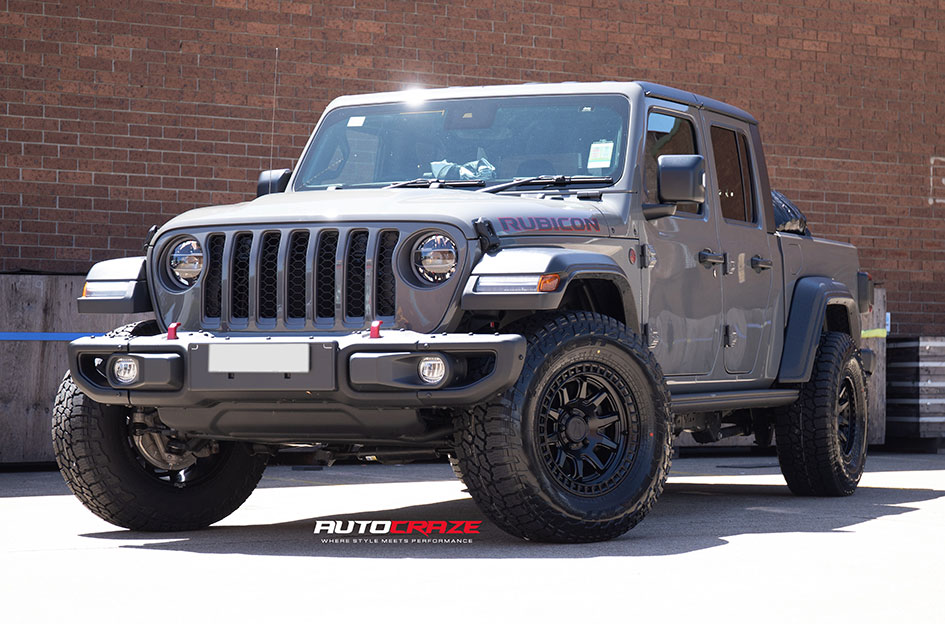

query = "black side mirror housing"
[
  {"left": 257, "top": 169, "right": 292, "bottom": 197},
  {"left": 657, "top": 154, "right": 705, "bottom": 204}
]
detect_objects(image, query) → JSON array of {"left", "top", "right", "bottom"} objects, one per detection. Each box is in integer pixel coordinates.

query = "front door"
[
  {"left": 703, "top": 114, "right": 776, "bottom": 375},
  {"left": 642, "top": 104, "right": 723, "bottom": 377}
]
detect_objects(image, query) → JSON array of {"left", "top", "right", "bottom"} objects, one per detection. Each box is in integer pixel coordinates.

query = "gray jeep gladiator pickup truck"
[{"left": 54, "top": 81, "right": 874, "bottom": 543}]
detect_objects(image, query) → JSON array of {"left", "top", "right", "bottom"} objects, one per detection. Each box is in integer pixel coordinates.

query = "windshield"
[{"left": 293, "top": 94, "right": 629, "bottom": 191}]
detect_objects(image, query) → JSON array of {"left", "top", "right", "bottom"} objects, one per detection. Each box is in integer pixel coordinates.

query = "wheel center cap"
[{"left": 564, "top": 416, "right": 589, "bottom": 442}]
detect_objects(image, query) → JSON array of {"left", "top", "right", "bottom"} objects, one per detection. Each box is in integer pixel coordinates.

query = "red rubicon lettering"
[
  {"left": 499, "top": 217, "right": 519, "bottom": 231},
  {"left": 496, "top": 216, "right": 601, "bottom": 233}
]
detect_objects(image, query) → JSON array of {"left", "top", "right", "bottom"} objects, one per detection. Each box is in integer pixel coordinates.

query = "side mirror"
[
  {"left": 257, "top": 169, "right": 292, "bottom": 197},
  {"left": 657, "top": 154, "right": 705, "bottom": 204}
]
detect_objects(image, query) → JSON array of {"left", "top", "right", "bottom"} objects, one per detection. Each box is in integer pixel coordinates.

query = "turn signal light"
[{"left": 537, "top": 274, "right": 560, "bottom": 292}]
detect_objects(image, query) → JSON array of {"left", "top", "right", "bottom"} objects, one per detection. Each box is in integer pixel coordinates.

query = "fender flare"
[
  {"left": 461, "top": 247, "right": 636, "bottom": 325},
  {"left": 778, "top": 276, "right": 860, "bottom": 384},
  {"left": 77, "top": 256, "right": 153, "bottom": 314}
]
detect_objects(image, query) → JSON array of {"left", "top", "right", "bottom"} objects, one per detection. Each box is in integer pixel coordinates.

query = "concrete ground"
[{"left": 2, "top": 451, "right": 943, "bottom": 622}]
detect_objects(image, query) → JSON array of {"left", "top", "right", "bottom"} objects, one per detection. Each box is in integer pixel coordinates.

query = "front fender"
[
  {"left": 77, "top": 256, "right": 153, "bottom": 314},
  {"left": 461, "top": 247, "right": 630, "bottom": 312},
  {"left": 778, "top": 276, "right": 860, "bottom": 384}
]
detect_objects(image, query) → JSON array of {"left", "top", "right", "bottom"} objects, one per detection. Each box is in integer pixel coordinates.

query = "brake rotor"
[{"left": 131, "top": 410, "right": 197, "bottom": 471}]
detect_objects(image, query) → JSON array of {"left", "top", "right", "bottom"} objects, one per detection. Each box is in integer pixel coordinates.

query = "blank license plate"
[{"left": 207, "top": 343, "right": 310, "bottom": 373}]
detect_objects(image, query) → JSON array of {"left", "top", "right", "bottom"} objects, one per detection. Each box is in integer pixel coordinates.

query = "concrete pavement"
[{"left": 2, "top": 452, "right": 943, "bottom": 622}]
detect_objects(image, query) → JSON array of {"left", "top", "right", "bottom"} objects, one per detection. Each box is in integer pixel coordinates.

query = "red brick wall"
[{"left": 1, "top": 0, "right": 943, "bottom": 334}]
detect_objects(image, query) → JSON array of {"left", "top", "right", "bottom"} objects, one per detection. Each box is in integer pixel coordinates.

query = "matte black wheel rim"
[
  {"left": 536, "top": 362, "right": 640, "bottom": 496},
  {"left": 837, "top": 374, "right": 858, "bottom": 457}
]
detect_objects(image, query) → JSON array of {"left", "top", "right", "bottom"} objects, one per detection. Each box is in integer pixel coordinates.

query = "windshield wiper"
[
  {"left": 478, "top": 175, "right": 613, "bottom": 194},
  {"left": 384, "top": 178, "right": 486, "bottom": 189}
]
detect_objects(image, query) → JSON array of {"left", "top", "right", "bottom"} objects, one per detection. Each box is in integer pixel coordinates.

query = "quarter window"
[
  {"left": 644, "top": 112, "right": 699, "bottom": 213},
  {"left": 710, "top": 126, "right": 755, "bottom": 223}
]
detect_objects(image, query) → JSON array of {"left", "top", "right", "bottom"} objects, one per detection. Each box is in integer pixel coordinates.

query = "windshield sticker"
[
  {"left": 588, "top": 140, "right": 614, "bottom": 169},
  {"left": 347, "top": 116, "right": 365, "bottom": 127},
  {"left": 498, "top": 216, "right": 601, "bottom": 233}
]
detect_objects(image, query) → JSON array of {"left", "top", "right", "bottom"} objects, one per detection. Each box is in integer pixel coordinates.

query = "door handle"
[
  {"left": 698, "top": 250, "right": 725, "bottom": 267},
  {"left": 750, "top": 255, "right": 773, "bottom": 271}
]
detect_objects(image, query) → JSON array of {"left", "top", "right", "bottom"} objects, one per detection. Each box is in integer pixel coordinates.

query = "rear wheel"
[
  {"left": 775, "top": 331, "right": 868, "bottom": 496},
  {"left": 454, "top": 311, "right": 673, "bottom": 543}
]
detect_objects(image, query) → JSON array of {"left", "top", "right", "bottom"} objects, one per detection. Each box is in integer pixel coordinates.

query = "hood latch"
[{"left": 473, "top": 218, "right": 501, "bottom": 255}]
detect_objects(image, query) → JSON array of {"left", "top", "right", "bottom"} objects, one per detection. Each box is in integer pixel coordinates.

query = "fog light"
[
  {"left": 112, "top": 357, "right": 139, "bottom": 385},
  {"left": 418, "top": 356, "right": 447, "bottom": 385}
]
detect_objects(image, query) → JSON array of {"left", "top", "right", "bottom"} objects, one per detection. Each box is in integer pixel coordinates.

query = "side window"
[
  {"left": 709, "top": 125, "right": 756, "bottom": 223},
  {"left": 644, "top": 112, "right": 699, "bottom": 213}
]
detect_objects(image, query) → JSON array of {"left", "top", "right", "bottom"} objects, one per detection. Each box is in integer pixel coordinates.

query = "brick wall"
[{"left": 1, "top": 0, "right": 943, "bottom": 334}]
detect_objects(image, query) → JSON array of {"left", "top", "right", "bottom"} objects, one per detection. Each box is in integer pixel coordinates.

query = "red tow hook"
[
  {"left": 369, "top": 320, "right": 383, "bottom": 339},
  {"left": 167, "top": 322, "right": 181, "bottom": 340}
]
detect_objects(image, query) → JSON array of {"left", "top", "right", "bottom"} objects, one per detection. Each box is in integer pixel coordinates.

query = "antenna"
[{"left": 269, "top": 47, "right": 279, "bottom": 194}]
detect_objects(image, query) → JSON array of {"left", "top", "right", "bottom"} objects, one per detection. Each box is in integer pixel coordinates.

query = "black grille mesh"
[
  {"left": 345, "top": 230, "right": 368, "bottom": 318},
  {"left": 286, "top": 231, "right": 309, "bottom": 320},
  {"left": 316, "top": 231, "right": 338, "bottom": 319},
  {"left": 231, "top": 233, "right": 253, "bottom": 319},
  {"left": 258, "top": 232, "right": 281, "bottom": 319},
  {"left": 203, "top": 234, "right": 224, "bottom": 318},
  {"left": 376, "top": 231, "right": 398, "bottom": 317}
]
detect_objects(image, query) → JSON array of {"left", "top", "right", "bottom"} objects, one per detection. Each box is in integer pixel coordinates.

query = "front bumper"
[{"left": 69, "top": 329, "right": 526, "bottom": 410}]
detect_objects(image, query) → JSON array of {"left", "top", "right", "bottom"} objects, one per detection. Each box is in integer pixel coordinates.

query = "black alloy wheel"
[
  {"left": 836, "top": 374, "right": 859, "bottom": 458},
  {"left": 537, "top": 363, "right": 640, "bottom": 496}
]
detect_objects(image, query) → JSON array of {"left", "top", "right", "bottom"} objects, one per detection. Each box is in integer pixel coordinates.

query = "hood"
[{"left": 156, "top": 189, "right": 608, "bottom": 240}]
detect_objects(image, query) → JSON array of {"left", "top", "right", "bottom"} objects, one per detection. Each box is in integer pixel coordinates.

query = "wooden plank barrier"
[{"left": 0, "top": 274, "right": 151, "bottom": 463}]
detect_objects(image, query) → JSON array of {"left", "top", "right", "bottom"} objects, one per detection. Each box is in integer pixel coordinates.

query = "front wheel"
[
  {"left": 775, "top": 331, "right": 868, "bottom": 496},
  {"left": 52, "top": 373, "right": 267, "bottom": 531},
  {"left": 454, "top": 312, "right": 673, "bottom": 543}
]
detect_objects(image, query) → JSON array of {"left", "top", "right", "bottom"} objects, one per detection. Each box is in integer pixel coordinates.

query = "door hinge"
[
  {"left": 643, "top": 323, "right": 660, "bottom": 349},
  {"left": 641, "top": 244, "right": 657, "bottom": 269}
]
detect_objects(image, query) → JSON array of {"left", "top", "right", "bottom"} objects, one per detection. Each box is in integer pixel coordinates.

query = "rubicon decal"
[
  {"left": 498, "top": 216, "right": 601, "bottom": 233},
  {"left": 314, "top": 520, "right": 481, "bottom": 535}
]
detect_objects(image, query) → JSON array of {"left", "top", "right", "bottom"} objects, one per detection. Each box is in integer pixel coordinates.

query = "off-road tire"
[
  {"left": 448, "top": 455, "right": 465, "bottom": 482},
  {"left": 52, "top": 321, "right": 267, "bottom": 531},
  {"left": 453, "top": 311, "right": 673, "bottom": 543},
  {"left": 775, "top": 331, "right": 868, "bottom": 496}
]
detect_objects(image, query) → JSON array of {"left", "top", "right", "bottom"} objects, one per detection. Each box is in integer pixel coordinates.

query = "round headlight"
[
  {"left": 167, "top": 238, "right": 204, "bottom": 288},
  {"left": 413, "top": 234, "right": 457, "bottom": 283}
]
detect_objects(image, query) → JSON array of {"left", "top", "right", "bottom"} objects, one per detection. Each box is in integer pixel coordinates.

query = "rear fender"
[{"left": 778, "top": 276, "right": 860, "bottom": 384}]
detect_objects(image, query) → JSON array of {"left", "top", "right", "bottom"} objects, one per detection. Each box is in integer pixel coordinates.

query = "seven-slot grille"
[{"left": 201, "top": 228, "right": 399, "bottom": 330}]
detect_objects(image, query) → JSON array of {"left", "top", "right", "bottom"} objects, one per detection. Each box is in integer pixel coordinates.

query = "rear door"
[
  {"left": 703, "top": 114, "right": 776, "bottom": 376},
  {"left": 642, "top": 102, "right": 723, "bottom": 377}
]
